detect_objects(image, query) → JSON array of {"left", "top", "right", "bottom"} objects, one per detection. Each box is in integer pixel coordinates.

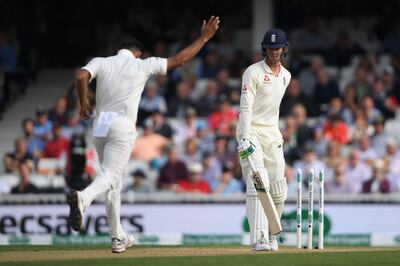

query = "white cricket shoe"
[
  {"left": 252, "top": 232, "right": 271, "bottom": 251},
  {"left": 112, "top": 235, "right": 136, "bottom": 253},
  {"left": 269, "top": 235, "right": 279, "bottom": 251}
]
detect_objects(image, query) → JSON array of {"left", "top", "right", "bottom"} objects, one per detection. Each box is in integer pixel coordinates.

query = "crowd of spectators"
[
  {"left": 1, "top": 15, "right": 400, "bottom": 197},
  {"left": 0, "top": 27, "right": 32, "bottom": 120}
]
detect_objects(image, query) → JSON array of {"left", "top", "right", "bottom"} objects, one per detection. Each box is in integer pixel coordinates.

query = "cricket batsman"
[{"left": 237, "top": 29, "right": 291, "bottom": 251}]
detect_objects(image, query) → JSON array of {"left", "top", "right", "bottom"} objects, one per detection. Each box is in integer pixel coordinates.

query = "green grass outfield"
[{"left": 1, "top": 245, "right": 400, "bottom": 266}]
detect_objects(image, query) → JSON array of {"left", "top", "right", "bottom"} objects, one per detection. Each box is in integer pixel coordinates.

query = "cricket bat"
[{"left": 247, "top": 156, "right": 282, "bottom": 235}]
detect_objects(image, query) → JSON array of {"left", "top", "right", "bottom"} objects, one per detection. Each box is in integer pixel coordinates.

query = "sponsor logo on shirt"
[
  {"left": 262, "top": 74, "right": 272, "bottom": 85},
  {"left": 283, "top": 77, "right": 287, "bottom": 87}
]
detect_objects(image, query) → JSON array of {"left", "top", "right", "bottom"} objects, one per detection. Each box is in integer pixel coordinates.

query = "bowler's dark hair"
[{"left": 119, "top": 38, "right": 143, "bottom": 52}]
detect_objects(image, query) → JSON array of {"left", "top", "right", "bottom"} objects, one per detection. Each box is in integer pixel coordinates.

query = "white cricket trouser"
[
  {"left": 238, "top": 125, "right": 287, "bottom": 245},
  {"left": 80, "top": 116, "right": 135, "bottom": 239}
]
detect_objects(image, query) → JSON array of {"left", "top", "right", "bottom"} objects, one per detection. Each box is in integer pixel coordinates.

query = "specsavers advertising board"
[{"left": 1, "top": 204, "right": 399, "bottom": 246}]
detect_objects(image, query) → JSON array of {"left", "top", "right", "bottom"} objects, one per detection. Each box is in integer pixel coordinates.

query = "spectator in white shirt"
[
  {"left": 385, "top": 138, "right": 400, "bottom": 192},
  {"left": 370, "top": 116, "right": 389, "bottom": 158},
  {"left": 344, "top": 149, "right": 372, "bottom": 193},
  {"left": 173, "top": 107, "right": 201, "bottom": 146},
  {"left": 327, "top": 161, "right": 353, "bottom": 194},
  {"left": 293, "top": 144, "right": 330, "bottom": 188},
  {"left": 358, "top": 134, "right": 378, "bottom": 165}
]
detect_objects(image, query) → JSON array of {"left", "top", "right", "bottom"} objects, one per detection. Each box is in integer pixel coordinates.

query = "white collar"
[
  {"left": 262, "top": 60, "right": 281, "bottom": 76},
  {"left": 117, "top": 49, "right": 136, "bottom": 59}
]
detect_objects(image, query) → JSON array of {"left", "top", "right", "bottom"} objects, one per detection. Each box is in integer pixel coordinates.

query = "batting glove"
[{"left": 238, "top": 138, "right": 256, "bottom": 159}]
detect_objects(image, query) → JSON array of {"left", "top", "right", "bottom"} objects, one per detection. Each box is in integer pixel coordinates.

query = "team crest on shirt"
[
  {"left": 283, "top": 77, "right": 287, "bottom": 87},
  {"left": 263, "top": 74, "right": 271, "bottom": 84},
  {"left": 242, "top": 84, "right": 248, "bottom": 93}
]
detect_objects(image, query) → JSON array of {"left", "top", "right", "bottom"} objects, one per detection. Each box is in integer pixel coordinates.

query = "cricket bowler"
[
  {"left": 67, "top": 16, "right": 220, "bottom": 253},
  {"left": 237, "top": 28, "right": 291, "bottom": 251}
]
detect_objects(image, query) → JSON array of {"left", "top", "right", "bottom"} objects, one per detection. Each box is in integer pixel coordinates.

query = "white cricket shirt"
[
  {"left": 82, "top": 49, "right": 167, "bottom": 124},
  {"left": 237, "top": 60, "right": 291, "bottom": 140}
]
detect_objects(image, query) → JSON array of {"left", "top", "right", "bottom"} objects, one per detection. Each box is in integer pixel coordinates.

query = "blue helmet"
[{"left": 261, "top": 28, "right": 288, "bottom": 49}]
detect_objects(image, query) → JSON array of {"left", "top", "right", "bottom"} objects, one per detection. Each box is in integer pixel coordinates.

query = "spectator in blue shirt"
[
  {"left": 139, "top": 81, "right": 167, "bottom": 115},
  {"left": 211, "top": 161, "right": 242, "bottom": 194},
  {"left": 33, "top": 106, "right": 52, "bottom": 142},
  {"left": 22, "top": 117, "right": 46, "bottom": 159},
  {"left": 202, "top": 152, "right": 222, "bottom": 186}
]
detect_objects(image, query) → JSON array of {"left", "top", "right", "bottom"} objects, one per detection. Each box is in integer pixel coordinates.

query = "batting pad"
[
  {"left": 246, "top": 196, "right": 269, "bottom": 245},
  {"left": 270, "top": 177, "right": 287, "bottom": 203}
]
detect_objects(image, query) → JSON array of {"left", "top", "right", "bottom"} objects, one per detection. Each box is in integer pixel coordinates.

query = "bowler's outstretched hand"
[{"left": 201, "top": 16, "right": 220, "bottom": 42}]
